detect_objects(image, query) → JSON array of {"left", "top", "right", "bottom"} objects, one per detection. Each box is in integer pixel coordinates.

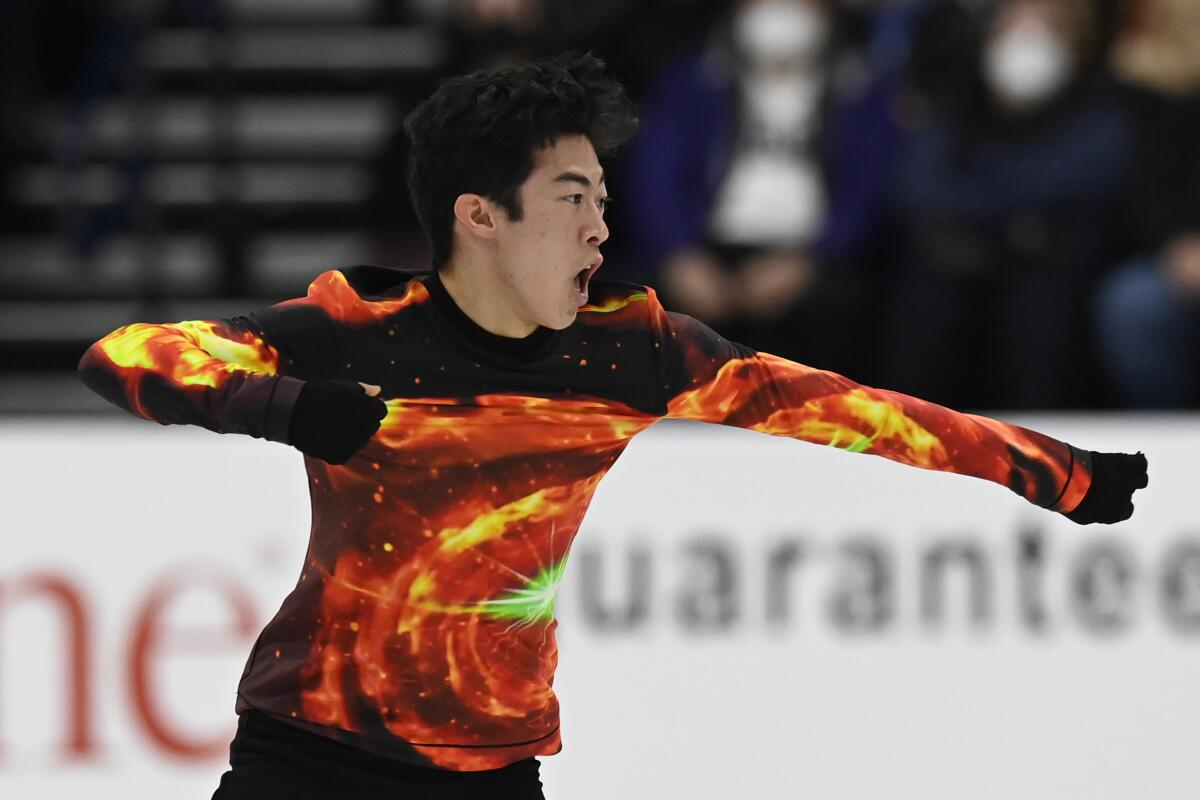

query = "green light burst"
[{"left": 474, "top": 557, "right": 569, "bottom": 627}]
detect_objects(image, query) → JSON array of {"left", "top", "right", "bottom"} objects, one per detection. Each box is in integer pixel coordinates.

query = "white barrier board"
[{"left": 0, "top": 415, "right": 1196, "bottom": 799}]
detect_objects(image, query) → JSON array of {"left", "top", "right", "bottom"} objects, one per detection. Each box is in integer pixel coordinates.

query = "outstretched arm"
[{"left": 649, "top": 288, "right": 1147, "bottom": 522}]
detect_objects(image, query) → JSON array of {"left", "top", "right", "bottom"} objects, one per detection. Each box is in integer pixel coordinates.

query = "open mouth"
[{"left": 574, "top": 258, "right": 603, "bottom": 296}]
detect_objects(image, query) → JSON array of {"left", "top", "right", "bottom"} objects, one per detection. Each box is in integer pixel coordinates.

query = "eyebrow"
[{"left": 553, "top": 170, "right": 606, "bottom": 190}]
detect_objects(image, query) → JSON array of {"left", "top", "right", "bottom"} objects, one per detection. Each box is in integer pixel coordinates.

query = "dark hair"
[{"left": 403, "top": 52, "right": 638, "bottom": 270}]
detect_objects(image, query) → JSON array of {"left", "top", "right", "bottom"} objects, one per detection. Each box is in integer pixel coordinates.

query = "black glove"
[
  {"left": 287, "top": 379, "right": 388, "bottom": 465},
  {"left": 1063, "top": 450, "right": 1149, "bottom": 524}
]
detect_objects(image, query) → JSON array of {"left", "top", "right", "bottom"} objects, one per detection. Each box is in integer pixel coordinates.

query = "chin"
[
  {"left": 552, "top": 308, "right": 578, "bottom": 329},
  {"left": 541, "top": 305, "right": 578, "bottom": 330}
]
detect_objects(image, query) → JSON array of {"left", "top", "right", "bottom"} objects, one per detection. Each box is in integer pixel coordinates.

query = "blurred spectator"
[
  {"left": 879, "top": 0, "right": 1130, "bottom": 410},
  {"left": 598, "top": 0, "right": 730, "bottom": 101},
  {"left": 1092, "top": 0, "right": 1200, "bottom": 408},
  {"left": 410, "top": 0, "right": 646, "bottom": 72},
  {"left": 427, "top": 0, "right": 549, "bottom": 70},
  {"left": 625, "top": 0, "right": 914, "bottom": 372}
]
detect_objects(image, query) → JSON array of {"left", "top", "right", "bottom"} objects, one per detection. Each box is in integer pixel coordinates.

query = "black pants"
[{"left": 212, "top": 711, "right": 546, "bottom": 799}]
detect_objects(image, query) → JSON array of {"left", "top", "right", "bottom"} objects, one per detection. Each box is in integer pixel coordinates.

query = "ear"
[{"left": 452, "top": 193, "right": 500, "bottom": 242}]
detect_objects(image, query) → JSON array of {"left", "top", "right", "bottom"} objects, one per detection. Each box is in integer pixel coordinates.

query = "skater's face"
[{"left": 491, "top": 134, "right": 610, "bottom": 330}]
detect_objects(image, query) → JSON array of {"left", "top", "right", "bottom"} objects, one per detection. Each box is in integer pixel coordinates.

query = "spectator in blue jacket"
[
  {"left": 623, "top": 0, "right": 920, "bottom": 374},
  {"left": 878, "top": 0, "right": 1130, "bottom": 410}
]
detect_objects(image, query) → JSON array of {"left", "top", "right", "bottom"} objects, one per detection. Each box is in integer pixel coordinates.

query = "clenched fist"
[
  {"left": 1063, "top": 451, "right": 1149, "bottom": 524},
  {"left": 287, "top": 379, "right": 388, "bottom": 465}
]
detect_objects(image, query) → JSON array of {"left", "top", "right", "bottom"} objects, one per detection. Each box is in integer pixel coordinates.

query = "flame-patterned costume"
[{"left": 78, "top": 266, "right": 1093, "bottom": 771}]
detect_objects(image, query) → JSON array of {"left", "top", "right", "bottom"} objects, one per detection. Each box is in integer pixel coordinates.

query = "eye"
[
  {"left": 566, "top": 194, "right": 584, "bottom": 205},
  {"left": 597, "top": 196, "right": 612, "bottom": 212}
]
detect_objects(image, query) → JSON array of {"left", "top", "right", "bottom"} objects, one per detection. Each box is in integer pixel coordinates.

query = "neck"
[{"left": 438, "top": 256, "right": 538, "bottom": 338}]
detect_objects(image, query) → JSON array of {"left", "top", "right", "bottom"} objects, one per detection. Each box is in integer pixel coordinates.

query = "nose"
[{"left": 585, "top": 206, "right": 609, "bottom": 247}]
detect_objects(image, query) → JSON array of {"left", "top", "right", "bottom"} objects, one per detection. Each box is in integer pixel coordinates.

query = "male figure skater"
[{"left": 78, "top": 53, "right": 1148, "bottom": 799}]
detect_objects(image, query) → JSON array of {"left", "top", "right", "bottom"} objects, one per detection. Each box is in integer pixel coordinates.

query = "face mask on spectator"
[
  {"left": 984, "top": 21, "right": 1073, "bottom": 108},
  {"left": 734, "top": 1, "right": 828, "bottom": 65}
]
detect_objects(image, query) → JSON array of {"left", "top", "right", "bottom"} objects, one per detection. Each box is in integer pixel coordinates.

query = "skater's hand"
[
  {"left": 1063, "top": 451, "right": 1148, "bottom": 524},
  {"left": 287, "top": 379, "right": 388, "bottom": 464}
]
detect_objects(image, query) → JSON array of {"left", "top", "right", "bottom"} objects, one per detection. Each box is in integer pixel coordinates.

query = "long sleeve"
[
  {"left": 77, "top": 275, "right": 343, "bottom": 444},
  {"left": 647, "top": 287, "right": 1092, "bottom": 513}
]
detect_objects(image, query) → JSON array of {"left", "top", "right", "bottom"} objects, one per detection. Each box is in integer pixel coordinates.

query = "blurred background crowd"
[{"left": 1, "top": 0, "right": 1197, "bottom": 414}]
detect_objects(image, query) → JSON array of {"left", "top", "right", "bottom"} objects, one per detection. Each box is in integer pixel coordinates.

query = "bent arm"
[{"left": 77, "top": 316, "right": 306, "bottom": 442}]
